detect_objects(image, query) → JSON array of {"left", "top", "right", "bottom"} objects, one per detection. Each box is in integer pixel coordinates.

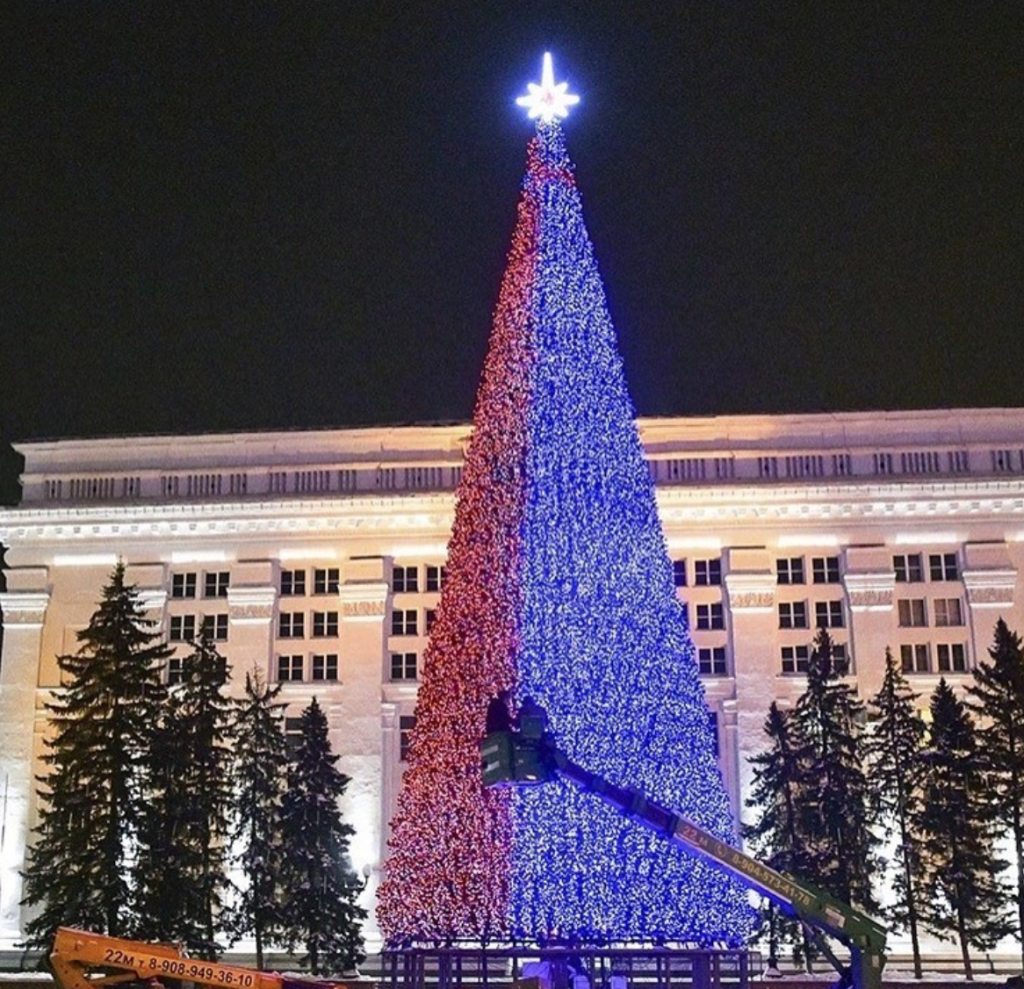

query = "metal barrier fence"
[{"left": 382, "top": 946, "right": 753, "bottom": 989}]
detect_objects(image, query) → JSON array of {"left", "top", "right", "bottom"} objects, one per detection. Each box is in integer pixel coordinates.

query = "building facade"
[{"left": 1, "top": 406, "right": 1023, "bottom": 952}]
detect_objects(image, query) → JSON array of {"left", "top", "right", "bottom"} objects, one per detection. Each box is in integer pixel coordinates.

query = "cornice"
[
  {"left": 0, "top": 495, "right": 456, "bottom": 546},
  {"left": 723, "top": 573, "right": 776, "bottom": 613},
  {"left": 655, "top": 479, "right": 1024, "bottom": 525},
  {"left": 842, "top": 571, "right": 896, "bottom": 613},
  {"left": 227, "top": 585, "right": 278, "bottom": 624},
  {"left": 339, "top": 582, "right": 389, "bottom": 622},
  {"left": 0, "top": 591, "right": 51, "bottom": 627},
  {"left": 3, "top": 478, "right": 1024, "bottom": 547},
  {"left": 137, "top": 589, "right": 167, "bottom": 612},
  {"left": 962, "top": 568, "right": 1017, "bottom": 609}
]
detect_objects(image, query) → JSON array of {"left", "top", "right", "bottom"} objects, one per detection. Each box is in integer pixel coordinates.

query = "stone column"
[
  {"left": 339, "top": 560, "right": 389, "bottom": 950},
  {"left": 226, "top": 584, "right": 276, "bottom": 686},
  {"left": 723, "top": 552, "right": 777, "bottom": 820},
  {"left": 0, "top": 587, "right": 50, "bottom": 949},
  {"left": 962, "top": 567, "right": 1016, "bottom": 664},
  {"left": 842, "top": 554, "right": 896, "bottom": 693}
]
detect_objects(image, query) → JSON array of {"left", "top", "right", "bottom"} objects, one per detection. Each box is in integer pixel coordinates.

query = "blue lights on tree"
[{"left": 379, "top": 65, "right": 751, "bottom": 945}]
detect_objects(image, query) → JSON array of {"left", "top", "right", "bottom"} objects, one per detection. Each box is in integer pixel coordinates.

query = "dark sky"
[{"left": 3, "top": 3, "right": 1023, "bottom": 503}]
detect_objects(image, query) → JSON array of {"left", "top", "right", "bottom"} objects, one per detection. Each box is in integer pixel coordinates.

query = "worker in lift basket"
[{"left": 485, "top": 689, "right": 514, "bottom": 733}]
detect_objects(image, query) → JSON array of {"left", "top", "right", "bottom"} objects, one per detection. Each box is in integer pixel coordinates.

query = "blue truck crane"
[{"left": 480, "top": 706, "right": 887, "bottom": 989}]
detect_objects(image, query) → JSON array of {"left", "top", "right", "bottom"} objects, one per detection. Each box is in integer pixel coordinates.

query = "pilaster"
[
  {"left": 724, "top": 555, "right": 777, "bottom": 814},
  {"left": 0, "top": 587, "right": 51, "bottom": 947},
  {"left": 842, "top": 567, "right": 896, "bottom": 691}
]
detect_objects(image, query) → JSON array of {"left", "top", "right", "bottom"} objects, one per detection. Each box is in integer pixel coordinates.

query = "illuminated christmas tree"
[{"left": 378, "top": 55, "right": 751, "bottom": 946}]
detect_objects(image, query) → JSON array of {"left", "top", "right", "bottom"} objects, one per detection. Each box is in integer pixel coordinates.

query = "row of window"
[
  {"left": 781, "top": 643, "right": 850, "bottom": 676},
  {"left": 779, "top": 600, "right": 845, "bottom": 629},
  {"left": 167, "top": 552, "right": 961, "bottom": 608},
  {"left": 172, "top": 595, "right": 964, "bottom": 645},
  {"left": 169, "top": 614, "right": 228, "bottom": 642},
  {"left": 690, "top": 602, "right": 724, "bottom": 631},
  {"left": 277, "top": 653, "right": 340, "bottom": 682},
  {"left": 894, "top": 553, "right": 959, "bottom": 583},
  {"left": 674, "top": 553, "right": 960, "bottom": 590},
  {"left": 393, "top": 565, "right": 448, "bottom": 593},
  {"left": 281, "top": 568, "right": 340, "bottom": 596},
  {"left": 897, "top": 598, "right": 963, "bottom": 627},
  {"left": 777, "top": 556, "right": 842, "bottom": 585},
  {"left": 674, "top": 556, "right": 843, "bottom": 588},
  {"left": 900, "top": 643, "right": 969, "bottom": 674},
  {"left": 672, "top": 558, "right": 723, "bottom": 587},
  {"left": 278, "top": 611, "right": 340, "bottom": 639},
  {"left": 172, "top": 571, "right": 230, "bottom": 599},
  {"left": 390, "top": 609, "right": 439, "bottom": 636}
]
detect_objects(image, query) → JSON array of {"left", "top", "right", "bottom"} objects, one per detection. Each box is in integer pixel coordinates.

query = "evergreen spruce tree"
[
  {"left": 914, "top": 678, "right": 1010, "bottom": 978},
  {"left": 281, "top": 699, "right": 365, "bottom": 975},
  {"left": 224, "top": 671, "right": 290, "bottom": 969},
  {"left": 791, "top": 628, "right": 878, "bottom": 913},
  {"left": 744, "top": 702, "right": 816, "bottom": 968},
  {"left": 969, "top": 619, "right": 1024, "bottom": 965},
  {"left": 133, "top": 699, "right": 190, "bottom": 944},
  {"left": 21, "top": 562, "right": 170, "bottom": 948},
  {"left": 864, "top": 649, "right": 927, "bottom": 978},
  {"left": 134, "top": 635, "right": 234, "bottom": 957}
]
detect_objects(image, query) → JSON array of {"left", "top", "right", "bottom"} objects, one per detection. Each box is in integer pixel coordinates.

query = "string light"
[{"left": 378, "top": 111, "right": 751, "bottom": 945}]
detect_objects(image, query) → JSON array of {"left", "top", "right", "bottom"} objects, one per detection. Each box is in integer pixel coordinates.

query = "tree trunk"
[
  {"left": 1015, "top": 804, "right": 1024, "bottom": 973},
  {"left": 957, "top": 907, "right": 973, "bottom": 981}
]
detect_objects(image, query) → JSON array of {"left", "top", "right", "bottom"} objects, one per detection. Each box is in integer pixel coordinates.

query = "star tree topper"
[{"left": 517, "top": 52, "right": 580, "bottom": 123}]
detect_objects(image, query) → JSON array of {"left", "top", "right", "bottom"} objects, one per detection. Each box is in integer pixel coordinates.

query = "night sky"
[{"left": 3, "top": 4, "right": 1023, "bottom": 503}]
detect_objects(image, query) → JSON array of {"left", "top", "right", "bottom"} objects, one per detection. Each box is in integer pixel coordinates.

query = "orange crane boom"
[{"left": 50, "top": 928, "right": 369, "bottom": 989}]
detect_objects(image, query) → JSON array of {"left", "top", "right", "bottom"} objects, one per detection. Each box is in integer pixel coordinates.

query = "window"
[
  {"left": 937, "top": 643, "right": 968, "bottom": 673},
  {"left": 672, "top": 560, "right": 687, "bottom": 587},
  {"left": 312, "top": 611, "right": 339, "bottom": 637},
  {"left": 929, "top": 553, "right": 959, "bottom": 582},
  {"left": 777, "top": 558, "right": 805, "bottom": 585},
  {"left": 167, "top": 657, "right": 185, "bottom": 685},
  {"left": 171, "top": 573, "right": 197, "bottom": 599},
  {"left": 894, "top": 554, "right": 923, "bottom": 583},
  {"left": 779, "top": 602, "right": 808, "bottom": 629},
  {"left": 312, "top": 653, "right": 339, "bottom": 682},
  {"left": 897, "top": 599, "right": 927, "bottom": 628},
  {"left": 204, "top": 571, "right": 230, "bottom": 598},
  {"left": 281, "top": 569, "right": 306, "bottom": 596},
  {"left": 279, "top": 612, "right": 305, "bottom": 638},
  {"left": 393, "top": 565, "right": 419, "bottom": 593},
  {"left": 278, "top": 655, "right": 304, "bottom": 682},
  {"left": 680, "top": 602, "right": 689, "bottom": 626},
  {"left": 426, "top": 608, "right": 438, "bottom": 632},
  {"left": 313, "top": 568, "right": 340, "bottom": 594},
  {"left": 781, "top": 645, "right": 810, "bottom": 675},
  {"left": 814, "top": 600, "right": 845, "bottom": 629},
  {"left": 391, "top": 652, "right": 418, "bottom": 681},
  {"left": 901, "top": 644, "right": 930, "bottom": 674},
  {"left": 399, "top": 715, "right": 416, "bottom": 761},
  {"left": 698, "top": 647, "right": 727, "bottom": 676},
  {"left": 201, "top": 614, "right": 228, "bottom": 641},
  {"left": 696, "top": 603, "right": 724, "bottom": 631},
  {"left": 831, "top": 643, "right": 850, "bottom": 676},
  {"left": 391, "top": 609, "right": 419, "bottom": 636},
  {"left": 285, "top": 716, "right": 303, "bottom": 754},
  {"left": 934, "top": 598, "right": 964, "bottom": 627},
  {"left": 426, "top": 565, "right": 447, "bottom": 592},
  {"left": 169, "top": 615, "right": 196, "bottom": 642},
  {"left": 694, "top": 559, "right": 722, "bottom": 586},
  {"left": 812, "top": 556, "right": 841, "bottom": 584}
]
